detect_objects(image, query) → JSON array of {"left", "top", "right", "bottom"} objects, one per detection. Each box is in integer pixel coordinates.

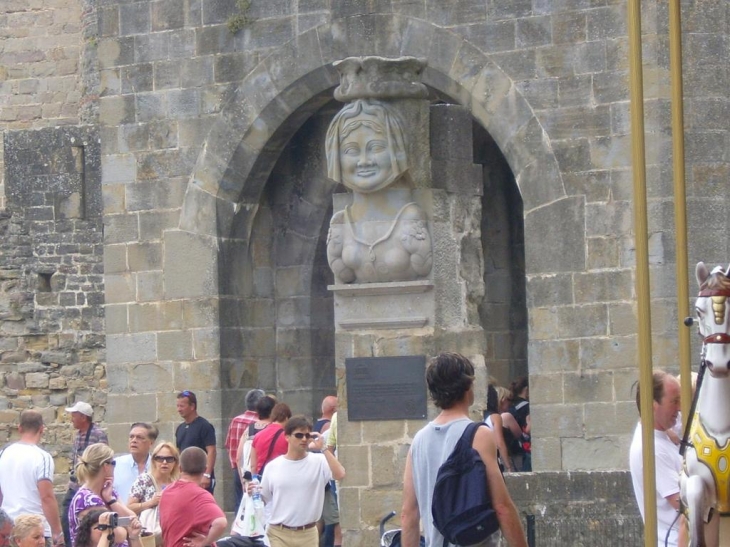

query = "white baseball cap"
[{"left": 65, "top": 402, "right": 93, "bottom": 417}]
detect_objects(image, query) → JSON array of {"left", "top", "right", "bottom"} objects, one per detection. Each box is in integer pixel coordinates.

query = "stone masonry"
[{"left": 2, "top": 0, "right": 730, "bottom": 545}]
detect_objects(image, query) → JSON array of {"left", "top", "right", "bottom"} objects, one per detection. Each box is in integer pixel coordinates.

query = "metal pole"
[
  {"left": 627, "top": 1, "right": 657, "bottom": 546},
  {"left": 668, "top": 0, "right": 691, "bottom": 427}
]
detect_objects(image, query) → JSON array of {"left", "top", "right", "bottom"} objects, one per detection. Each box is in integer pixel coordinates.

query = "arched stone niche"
[{"left": 150, "top": 12, "right": 585, "bottom": 522}]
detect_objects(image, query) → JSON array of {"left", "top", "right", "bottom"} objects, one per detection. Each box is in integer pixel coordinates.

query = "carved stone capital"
[{"left": 333, "top": 56, "right": 428, "bottom": 102}]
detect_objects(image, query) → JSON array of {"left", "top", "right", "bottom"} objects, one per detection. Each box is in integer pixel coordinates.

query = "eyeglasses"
[
  {"left": 292, "top": 432, "right": 315, "bottom": 440},
  {"left": 153, "top": 456, "right": 177, "bottom": 463},
  {"left": 103, "top": 459, "right": 117, "bottom": 466},
  {"left": 94, "top": 525, "right": 112, "bottom": 531}
]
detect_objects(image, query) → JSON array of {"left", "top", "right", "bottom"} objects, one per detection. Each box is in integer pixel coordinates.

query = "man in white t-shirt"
[
  {"left": 0, "top": 410, "right": 64, "bottom": 546},
  {"left": 259, "top": 415, "right": 345, "bottom": 547},
  {"left": 629, "top": 370, "right": 685, "bottom": 547}
]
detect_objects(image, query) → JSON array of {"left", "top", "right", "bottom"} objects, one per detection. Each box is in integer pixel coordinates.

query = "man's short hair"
[
  {"left": 285, "top": 415, "right": 312, "bottom": 435},
  {"left": 130, "top": 422, "right": 159, "bottom": 442},
  {"left": 426, "top": 352, "right": 475, "bottom": 410},
  {"left": 256, "top": 395, "right": 276, "bottom": 420},
  {"left": 177, "top": 390, "right": 197, "bottom": 409},
  {"left": 179, "top": 447, "right": 207, "bottom": 475},
  {"left": 245, "top": 389, "right": 265, "bottom": 412},
  {"left": 635, "top": 369, "right": 672, "bottom": 415},
  {"left": 19, "top": 410, "right": 43, "bottom": 434}
]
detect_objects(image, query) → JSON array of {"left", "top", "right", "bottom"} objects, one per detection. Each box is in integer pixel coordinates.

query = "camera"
[{"left": 108, "top": 513, "right": 133, "bottom": 528}]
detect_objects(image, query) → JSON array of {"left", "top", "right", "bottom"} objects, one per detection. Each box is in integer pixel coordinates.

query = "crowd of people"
[
  {"left": 0, "top": 363, "right": 534, "bottom": 547},
  {"left": 0, "top": 390, "right": 345, "bottom": 547}
]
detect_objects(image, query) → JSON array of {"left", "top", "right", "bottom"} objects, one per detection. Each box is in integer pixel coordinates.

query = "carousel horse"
[{"left": 680, "top": 262, "right": 730, "bottom": 547}]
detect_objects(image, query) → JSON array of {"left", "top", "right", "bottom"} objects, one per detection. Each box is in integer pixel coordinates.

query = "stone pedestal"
[{"left": 326, "top": 58, "right": 488, "bottom": 546}]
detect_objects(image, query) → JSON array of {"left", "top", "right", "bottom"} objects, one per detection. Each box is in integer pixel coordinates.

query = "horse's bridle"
[{"left": 697, "top": 288, "right": 730, "bottom": 345}]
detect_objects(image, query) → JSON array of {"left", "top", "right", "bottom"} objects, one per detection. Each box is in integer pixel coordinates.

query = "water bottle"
[{"left": 251, "top": 475, "right": 264, "bottom": 510}]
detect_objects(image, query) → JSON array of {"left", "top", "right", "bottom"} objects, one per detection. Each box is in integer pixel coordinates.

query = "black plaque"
[{"left": 345, "top": 356, "right": 427, "bottom": 421}]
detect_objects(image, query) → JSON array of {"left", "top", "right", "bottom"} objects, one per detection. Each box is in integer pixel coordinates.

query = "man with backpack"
[{"left": 401, "top": 353, "right": 527, "bottom": 547}]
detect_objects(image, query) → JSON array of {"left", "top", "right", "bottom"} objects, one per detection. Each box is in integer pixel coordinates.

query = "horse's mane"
[{"left": 701, "top": 270, "right": 730, "bottom": 292}]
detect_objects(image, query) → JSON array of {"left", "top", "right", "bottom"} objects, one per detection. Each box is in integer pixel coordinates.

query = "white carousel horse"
[{"left": 680, "top": 262, "right": 730, "bottom": 547}]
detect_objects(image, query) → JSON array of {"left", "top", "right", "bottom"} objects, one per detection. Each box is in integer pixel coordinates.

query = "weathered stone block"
[
  {"left": 157, "top": 330, "right": 194, "bottom": 361},
  {"left": 608, "top": 302, "right": 637, "bottom": 336},
  {"left": 25, "top": 372, "right": 49, "bottom": 389},
  {"left": 557, "top": 304, "right": 608, "bottom": 338},
  {"left": 106, "top": 393, "right": 157, "bottom": 423},
  {"left": 581, "top": 335, "right": 637, "bottom": 370},
  {"left": 564, "top": 371, "right": 613, "bottom": 403},
  {"left": 528, "top": 339, "right": 580, "bottom": 373},
  {"left": 191, "top": 328, "right": 219, "bottom": 360},
  {"left": 532, "top": 402, "right": 583, "bottom": 438},
  {"left": 105, "top": 274, "right": 135, "bottom": 304},
  {"left": 525, "top": 197, "right": 585, "bottom": 274},
  {"left": 530, "top": 373, "right": 564, "bottom": 404},
  {"left": 152, "top": 0, "right": 185, "bottom": 31},
  {"left": 128, "top": 242, "right": 163, "bottom": 272},
  {"left": 104, "top": 214, "right": 139, "bottom": 245},
  {"left": 339, "top": 444, "right": 369, "bottom": 487},
  {"left": 574, "top": 270, "right": 633, "bottom": 304},
  {"left": 104, "top": 304, "right": 128, "bottom": 335},
  {"left": 106, "top": 333, "right": 157, "bottom": 365},
  {"left": 164, "top": 231, "right": 219, "bottom": 299},
  {"left": 562, "top": 436, "right": 625, "bottom": 469},
  {"left": 172, "top": 360, "right": 221, "bottom": 391}
]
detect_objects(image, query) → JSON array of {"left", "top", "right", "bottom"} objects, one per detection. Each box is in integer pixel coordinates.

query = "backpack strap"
[
  {"left": 514, "top": 400, "right": 529, "bottom": 411},
  {"left": 260, "top": 428, "right": 285, "bottom": 475}
]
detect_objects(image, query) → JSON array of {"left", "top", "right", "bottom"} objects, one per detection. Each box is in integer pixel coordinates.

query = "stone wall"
[
  {"left": 0, "top": 0, "right": 90, "bottom": 207},
  {"left": 2, "top": 0, "right": 730, "bottom": 542},
  {"left": 0, "top": 125, "right": 104, "bottom": 485}
]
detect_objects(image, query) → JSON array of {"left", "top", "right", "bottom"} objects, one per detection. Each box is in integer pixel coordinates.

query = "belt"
[{"left": 272, "top": 522, "right": 317, "bottom": 531}]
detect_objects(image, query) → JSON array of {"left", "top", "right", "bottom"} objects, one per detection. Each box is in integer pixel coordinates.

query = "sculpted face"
[{"left": 339, "top": 116, "right": 395, "bottom": 193}]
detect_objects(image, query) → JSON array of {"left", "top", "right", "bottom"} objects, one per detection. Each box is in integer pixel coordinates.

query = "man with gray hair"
[
  {"left": 0, "top": 410, "right": 64, "bottom": 546},
  {"left": 225, "top": 389, "right": 265, "bottom": 507},
  {"left": 0, "top": 509, "right": 13, "bottom": 547}
]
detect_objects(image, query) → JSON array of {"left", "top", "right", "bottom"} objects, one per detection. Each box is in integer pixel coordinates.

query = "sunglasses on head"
[
  {"left": 292, "top": 432, "right": 315, "bottom": 440},
  {"left": 153, "top": 456, "right": 176, "bottom": 463},
  {"left": 103, "top": 459, "right": 117, "bottom": 466}
]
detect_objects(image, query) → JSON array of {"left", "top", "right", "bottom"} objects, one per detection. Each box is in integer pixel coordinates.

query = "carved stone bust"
[{"left": 326, "top": 98, "right": 432, "bottom": 284}]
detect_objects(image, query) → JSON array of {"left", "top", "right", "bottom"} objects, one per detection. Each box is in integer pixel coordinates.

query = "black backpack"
[{"left": 431, "top": 422, "right": 500, "bottom": 546}]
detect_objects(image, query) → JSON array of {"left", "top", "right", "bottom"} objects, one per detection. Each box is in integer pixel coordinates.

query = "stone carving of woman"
[{"left": 326, "top": 99, "right": 433, "bottom": 284}]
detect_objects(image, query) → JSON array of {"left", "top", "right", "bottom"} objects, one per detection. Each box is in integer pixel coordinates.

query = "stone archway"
[
  {"left": 158, "top": 13, "right": 585, "bottom": 509},
  {"left": 177, "top": 16, "right": 569, "bottom": 237}
]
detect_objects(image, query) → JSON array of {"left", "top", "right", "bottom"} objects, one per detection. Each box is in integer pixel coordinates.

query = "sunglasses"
[
  {"left": 153, "top": 456, "right": 177, "bottom": 463},
  {"left": 103, "top": 459, "right": 117, "bottom": 466},
  {"left": 292, "top": 432, "right": 316, "bottom": 440}
]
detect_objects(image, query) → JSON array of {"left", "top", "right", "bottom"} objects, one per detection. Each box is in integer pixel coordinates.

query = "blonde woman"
[
  {"left": 68, "top": 444, "right": 137, "bottom": 546},
  {"left": 127, "top": 442, "right": 180, "bottom": 513},
  {"left": 10, "top": 515, "right": 45, "bottom": 547}
]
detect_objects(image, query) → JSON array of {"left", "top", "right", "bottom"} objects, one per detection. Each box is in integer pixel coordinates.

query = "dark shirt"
[
  {"left": 176, "top": 416, "right": 216, "bottom": 479},
  {"left": 314, "top": 418, "right": 331, "bottom": 433},
  {"left": 509, "top": 398, "right": 530, "bottom": 430}
]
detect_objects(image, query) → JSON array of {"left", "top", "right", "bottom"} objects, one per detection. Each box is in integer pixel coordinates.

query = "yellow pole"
[
  {"left": 668, "top": 0, "right": 692, "bottom": 427},
  {"left": 627, "top": 1, "right": 657, "bottom": 546}
]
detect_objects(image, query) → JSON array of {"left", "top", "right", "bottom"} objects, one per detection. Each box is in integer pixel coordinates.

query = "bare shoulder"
[{"left": 472, "top": 424, "right": 498, "bottom": 453}]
